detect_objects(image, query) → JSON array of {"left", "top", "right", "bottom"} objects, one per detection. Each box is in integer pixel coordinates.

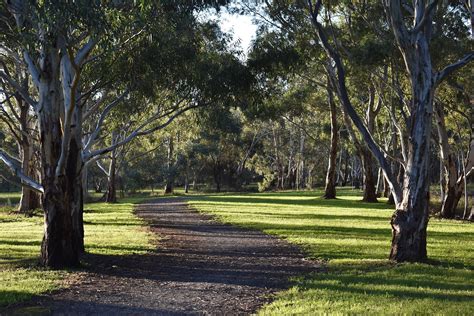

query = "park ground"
[{"left": 0, "top": 188, "right": 473, "bottom": 314}]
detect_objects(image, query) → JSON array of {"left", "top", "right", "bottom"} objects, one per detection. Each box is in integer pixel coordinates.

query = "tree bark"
[
  {"left": 38, "top": 46, "right": 80, "bottom": 268},
  {"left": 164, "top": 135, "right": 174, "bottom": 194},
  {"left": 17, "top": 94, "right": 41, "bottom": 214},
  {"left": 340, "top": 104, "right": 377, "bottom": 202},
  {"left": 324, "top": 83, "right": 338, "bottom": 199},
  {"left": 389, "top": 34, "right": 435, "bottom": 262},
  {"left": 67, "top": 137, "right": 85, "bottom": 254},
  {"left": 307, "top": 1, "right": 452, "bottom": 262},
  {"left": 435, "top": 103, "right": 473, "bottom": 218},
  {"left": 213, "top": 163, "right": 222, "bottom": 192},
  {"left": 106, "top": 153, "right": 117, "bottom": 203},
  {"left": 18, "top": 142, "right": 41, "bottom": 213},
  {"left": 361, "top": 147, "right": 378, "bottom": 203}
]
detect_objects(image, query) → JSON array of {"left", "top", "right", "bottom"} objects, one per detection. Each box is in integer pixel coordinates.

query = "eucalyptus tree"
[
  {"left": 304, "top": 0, "right": 473, "bottom": 261},
  {"left": 0, "top": 0, "right": 235, "bottom": 268},
  {"left": 434, "top": 77, "right": 473, "bottom": 219},
  {"left": 0, "top": 48, "right": 41, "bottom": 213},
  {"left": 247, "top": 3, "right": 394, "bottom": 200}
]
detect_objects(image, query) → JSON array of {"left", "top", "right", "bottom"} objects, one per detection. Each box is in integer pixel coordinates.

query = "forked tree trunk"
[
  {"left": 38, "top": 48, "right": 80, "bottom": 267},
  {"left": 440, "top": 173, "right": 464, "bottom": 219},
  {"left": 324, "top": 84, "right": 338, "bottom": 199},
  {"left": 389, "top": 43, "right": 434, "bottom": 262}
]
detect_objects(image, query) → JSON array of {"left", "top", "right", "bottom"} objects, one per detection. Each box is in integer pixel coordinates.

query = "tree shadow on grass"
[
  {"left": 298, "top": 268, "right": 473, "bottom": 303},
  {"left": 189, "top": 195, "right": 393, "bottom": 210}
]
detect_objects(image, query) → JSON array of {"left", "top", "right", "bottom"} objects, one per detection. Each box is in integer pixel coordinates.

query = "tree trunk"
[
  {"left": 435, "top": 101, "right": 455, "bottom": 218},
  {"left": 308, "top": 0, "right": 472, "bottom": 262},
  {"left": 41, "top": 181, "right": 80, "bottom": 268},
  {"left": 82, "top": 164, "right": 90, "bottom": 203},
  {"left": 18, "top": 146, "right": 41, "bottom": 213},
  {"left": 38, "top": 49, "right": 80, "bottom": 267},
  {"left": 213, "top": 163, "right": 222, "bottom": 192},
  {"left": 164, "top": 135, "right": 174, "bottom": 194},
  {"left": 324, "top": 84, "right": 338, "bottom": 199},
  {"left": 106, "top": 152, "right": 117, "bottom": 203},
  {"left": 339, "top": 103, "right": 375, "bottom": 200},
  {"left": 389, "top": 199, "right": 429, "bottom": 262},
  {"left": 17, "top": 103, "right": 41, "bottom": 214},
  {"left": 361, "top": 148, "right": 378, "bottom": 203},
  {"left": 67, "top": 137, "right": 85, "bottom": 254},
  {"left": 470, "top": 0, "right": 474, "bottom": 40},
  {"left": 184, "top": 179, "right": 189, "bottom": 193},
  {"left": 435, "top": 102, "right": 467, "bottom": 219},
  {"left": 342, "top": 151, "right": 349, "bottom": 186},
  {"left": 389, "top": 48, "right": 434, "bottom": 262}
]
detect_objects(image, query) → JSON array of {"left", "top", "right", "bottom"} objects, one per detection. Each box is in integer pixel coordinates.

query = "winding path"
[{"left": 5, "top": 198, "right": 319, "bottom": 315}]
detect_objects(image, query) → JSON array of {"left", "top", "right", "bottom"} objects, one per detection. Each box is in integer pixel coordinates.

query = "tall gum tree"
[
  {"left": 307, "top": 0, "right": 474, "bottom": 261},
  {"left": 0, "top": 55, "right": 41, "bottom": 214},
  {"left": 1, "top": 0, "right": 242, "bottom": 268}
]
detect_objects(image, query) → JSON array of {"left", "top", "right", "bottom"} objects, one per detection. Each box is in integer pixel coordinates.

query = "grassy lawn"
[
  {"left": 0, "top": 192, "right": 21, "bottom": 207},
  {"left": 0, "top": 195, "right": 154, "bottom": 307},
  {"left": 188, "top": 189, "right": 474, "bottom": 315}
]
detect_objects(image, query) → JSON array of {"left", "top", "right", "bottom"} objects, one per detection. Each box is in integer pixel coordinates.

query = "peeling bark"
[{"left": 38, "top": 45, "right": 81, "bottom": 268}]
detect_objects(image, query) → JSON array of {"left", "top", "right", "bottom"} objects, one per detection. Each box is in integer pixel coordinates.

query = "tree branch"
[
  {"left": 85, "top": 103, "right": 198, "bottom": 161},
  {"left": 75, "top": 38, "right": 95, "bottom": 66},
  {"left": 0, "top": 148, "right": 44, "bottom": 193},
  {"left": 23, "top": 51, "right": 40, "bottom": 88},
  {"left": 436, "top": 52, "right": 474, "bottom": 84},
  {"left": 0, "top": 70, "right": 37, "bottom": 108},
  {"left": 308, "top": 1, "right": 402, "bottom": 204},
  {"left": 412, "top": 0, "right": 439, "bottom": 34},
  {"left": 83, "top": 91, "right": 129, "bottom": 151}
]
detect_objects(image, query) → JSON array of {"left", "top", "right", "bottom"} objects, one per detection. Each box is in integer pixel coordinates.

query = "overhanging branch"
[
  {"left": 0, "top": 148, "right": 44, "bottom": 193},
  {"left": 436, "top": 52, "right": 474, "bottom": 84}
]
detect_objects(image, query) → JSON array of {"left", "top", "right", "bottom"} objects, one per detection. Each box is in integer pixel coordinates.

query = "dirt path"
[{"left": 4, "top": 198, "right": 320, "bottom": 315}]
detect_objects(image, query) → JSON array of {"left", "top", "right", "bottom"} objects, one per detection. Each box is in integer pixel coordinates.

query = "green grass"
[
  {"left": 188, "top": 189, "right": 474, "bottom": 315},
  {"left": 0, "top": 192, "right": 21, "bottom": 207},
  {"left": 0, "top": 197, "right": 154, "bottom": 307}
]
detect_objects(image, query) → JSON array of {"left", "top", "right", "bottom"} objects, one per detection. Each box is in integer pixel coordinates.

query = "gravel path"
[{"left": 3, "top": 198, "right": 320, "bottom": 315}]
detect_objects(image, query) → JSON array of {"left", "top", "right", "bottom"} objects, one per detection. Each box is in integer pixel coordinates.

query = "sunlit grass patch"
[
  {"left": 188, "top": 188, "right": 474, "bottom": 315},
  {"left": 0, "top": 197, "right": 153, "bottom": 307},
  {"left": 0, "top": 192, "right": 21, "bottom": 210}
]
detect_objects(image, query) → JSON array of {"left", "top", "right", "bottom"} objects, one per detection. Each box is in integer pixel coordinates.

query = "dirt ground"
[{"left": 3, "top": 198, "right": 320, "bottom": 315}]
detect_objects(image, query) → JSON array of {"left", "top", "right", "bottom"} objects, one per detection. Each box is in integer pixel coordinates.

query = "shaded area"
[{"left": 2, "top": 198, "right": 319, "bottom": 315}]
